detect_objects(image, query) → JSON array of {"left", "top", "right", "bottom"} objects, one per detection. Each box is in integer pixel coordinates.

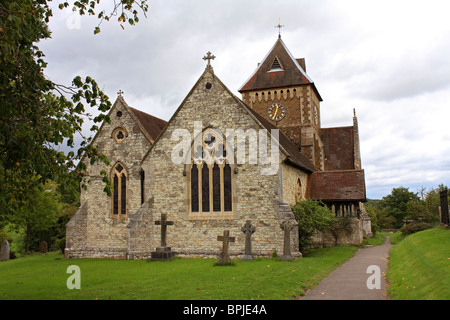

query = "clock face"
[{"left": 267, "top": 103, "right": 286, "bottom": 122}]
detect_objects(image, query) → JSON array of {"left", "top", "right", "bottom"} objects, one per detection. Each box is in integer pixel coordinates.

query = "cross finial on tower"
[
  {"left": 275, "top": 17, "right": 284, "bottom": 39},
  {"left": 117, "top": 90, "right": 124, "bottom": 97},
  {"left": 203, "top": 51, "right": 216, "bottom": 69}
]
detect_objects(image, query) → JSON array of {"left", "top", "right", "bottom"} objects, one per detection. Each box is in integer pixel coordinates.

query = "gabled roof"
[
  {"left": 141, "top": 66, "right": 316, "bottom": 174},
  {"left": 128, "top": 106, "right": 168, "bottom": 143},
  {"left": 77, "top": 97, "right": 167, "bottom": 169},
  {"left": 89, "top": 96, "right": 167, "bottom": 147},
  {"left": 238, "top": 37, "right": 322, "bottom": 101}
]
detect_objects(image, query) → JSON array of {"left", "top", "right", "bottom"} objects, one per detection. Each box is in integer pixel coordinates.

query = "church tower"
[{"left": 239, "top": 37, "right": 324, "bottom": 170}]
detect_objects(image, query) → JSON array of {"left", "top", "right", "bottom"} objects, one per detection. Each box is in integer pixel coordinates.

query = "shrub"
[
  {"left": 58, "top": 237, "right": 66, "bottom": 254},
  {"left": 271, "top": 250, "right": 278, "bottom": 259},
  {"left": 291, "top": 200, "right": 335, "bottom": 251},
  {"left": 400, "top": 221, "right": 433, "bottom": 235}
]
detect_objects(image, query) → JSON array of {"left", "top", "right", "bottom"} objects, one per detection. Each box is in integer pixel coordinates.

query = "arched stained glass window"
[
  {"left": 189, "top": 129, "right": 233, "bottom": 217},
  {"left": 112, "top": 163, "right": 127, "bottom": 216}
]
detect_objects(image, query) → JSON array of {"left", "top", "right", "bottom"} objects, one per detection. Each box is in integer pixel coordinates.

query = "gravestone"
[
  {"left": 64, "top": 238, "right": 73, "bottom": 259},
  {"left": 440, "top": 188, "right": 449, "bottom": 226},
  {"left": 280, "top": 218, "right": 296, "bottom": 261},
  {"left": 0, "top": 240, "right": 10, "bottom": 261},
  {"left": 39, "top": 241, "right": 48, "bottom": 253},
  {"left": 241, "top": 220, "right": 256, "bottom": 260},
  {"left": 150, "top": 213, "right": 175, "bottom": 260},
  {"left": 217, "top": 230, "right": 235, "bottom": 264}
]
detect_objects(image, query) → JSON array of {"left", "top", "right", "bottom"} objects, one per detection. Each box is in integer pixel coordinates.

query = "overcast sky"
[{"left": 40, "top": 0, "right": 450, "bottom": 199}]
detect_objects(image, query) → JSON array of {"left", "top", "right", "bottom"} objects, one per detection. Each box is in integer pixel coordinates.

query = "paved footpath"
[{"left": 300, "top": 237, "right": 393, "bottom": 300}]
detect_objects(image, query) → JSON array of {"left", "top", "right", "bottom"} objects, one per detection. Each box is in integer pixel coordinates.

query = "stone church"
[{"left": 65, "top": 36, "right": 370, "bottom": 259}]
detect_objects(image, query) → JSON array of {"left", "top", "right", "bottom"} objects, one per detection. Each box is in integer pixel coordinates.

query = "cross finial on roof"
[
  {"left": 203, "top": 51, "right": 216, "bottom": 68},
  {"left": 275, "top": 17, "right": 284, "bottom": 39},
  {"left": 117, "top": 90, "right": 124, "bottom": 97}
]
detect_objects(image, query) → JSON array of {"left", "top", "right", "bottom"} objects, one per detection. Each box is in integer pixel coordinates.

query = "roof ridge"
[
  {"left": 278, "top": 38, "right": 313, "bottom": 82},
  {"left": 238, "top": 37, "right": 320, "bottom": 98},
  {"left": 128, "top": 106, "right": 167, "bottom": 126}
]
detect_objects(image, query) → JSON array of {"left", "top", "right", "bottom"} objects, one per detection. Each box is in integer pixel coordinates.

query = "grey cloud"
[{"left": 37, "top": 0, "right": 450, "bottom": 199}]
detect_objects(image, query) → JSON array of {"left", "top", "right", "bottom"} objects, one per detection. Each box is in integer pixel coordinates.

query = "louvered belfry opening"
[{"left": 270, "top": 56, "right": 283, "bottom": 70}]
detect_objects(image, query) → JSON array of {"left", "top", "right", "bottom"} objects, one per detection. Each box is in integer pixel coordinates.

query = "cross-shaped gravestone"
[
  {"left": 151, "top": 213, "right": 175, "bottom": 260},
  {"left": 155, "top": 213, "right": 174, "bottom": 248},
  {"left": 217, "top": 230, "right": 235, "bottom": 264},
  {"left": 280, "top": 218, "right": 296, "bottom": 261},
  {"left": 241, "top": 220, "right": 256, "bottom": 260},
  {"left": 0, "top": 240, "right": 10, "bottom": 261},
  {"left": 203, "top": 51, "right": 216, "bottom": 68}
]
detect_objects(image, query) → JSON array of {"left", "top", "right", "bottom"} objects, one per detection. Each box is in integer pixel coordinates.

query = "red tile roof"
[
  {"left": 129, "top": 107, "right": 167, "bottom": 142},
  {"left": 306, "top": 170, "right": 366, "bottom": 201},
  {"left": 320, "top": 126, "right": 355, "bottom": 171},
  {"left": 239, "top": 38, "right": 322, "bottom": 101}
]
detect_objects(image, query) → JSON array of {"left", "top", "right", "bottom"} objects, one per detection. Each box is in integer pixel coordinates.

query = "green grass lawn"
[
  {"left": 387, "top": 226, "right": 450, "bottom": 300},
  {"left": 0, "top": 246, "right": 357, "bottom": 300},
  {"left": 363, "top": 231, "right": 391, "bottom": 246}
]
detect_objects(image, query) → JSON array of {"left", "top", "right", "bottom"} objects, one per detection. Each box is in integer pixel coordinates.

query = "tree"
[
  {"left": 7, "top": 181, "right": 62, "bottom": 252},
  {"left": 0, "top": 1, "right": 148, "bottom": 220},
  {"left": 405, "top": 186, "right": 444, "bottom": 224},
  {"left": 365, "top": 204, "right": 395, "bottom": 230},
  {"left": 381, "top": 187, "right": 419, "bottom": 228},
  {"left": 291, "top": 200, "right": 335, "bottom": 251}
]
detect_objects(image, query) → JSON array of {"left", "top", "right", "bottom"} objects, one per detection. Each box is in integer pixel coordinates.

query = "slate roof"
[{"left": 238, "top": 37, "right": 322, "bottom": 101}]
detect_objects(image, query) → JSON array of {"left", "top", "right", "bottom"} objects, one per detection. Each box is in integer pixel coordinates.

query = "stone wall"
[
  {"left": 309, "top": 217, "right": 364, "bottom": 248},
  {"left": 281, "top": 163, "right": 308, "bottom": 205},
  {"left": 241, "top": 85, "right": 324, "bottom": 170},
  {"left": 66, "top": 98, "right": 152, "bottom": 259},
  {"left": 138, "top": 68, "right": 302, "bottom": 258}
]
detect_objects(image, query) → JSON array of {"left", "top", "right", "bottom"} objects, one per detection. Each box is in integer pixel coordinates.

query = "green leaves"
[
  {"left": 1, "top": 0, "right": 149, "bottom": 220},
  {"left": 291, "top": 200, "right": 335, "bottom": 251},
  {"left": 58, "top": 0, "right": 149, "bottom": 34}
]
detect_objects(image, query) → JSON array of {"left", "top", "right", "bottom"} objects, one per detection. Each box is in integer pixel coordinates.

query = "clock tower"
[{"left": 239, "top": 37, "right": 324, "bottom": 170}]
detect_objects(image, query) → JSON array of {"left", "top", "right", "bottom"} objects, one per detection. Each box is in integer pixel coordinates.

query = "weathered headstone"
[
  {"left": 440, "top": 188, "right": 449, "bottom": 226},
  {"left": 39, "top": 241, "right": 48, "bottom": 253},
  {"left": 64, "top": 238, "right": 73, "bottom": 259},
  {"left": 241, "top": 220, "right": 256, "bottom": 260},
  {"left": 280, "top": 218, "right": 295, "bottom": 261},
  {"left": 0, "top": 240, "right": 10, "bottom": 261},
  {"left": 150, "top": 213, "right": 175, "bottom": 260},
  {"left": 217, "top": 230, "right": 235, "bottom": 264}
]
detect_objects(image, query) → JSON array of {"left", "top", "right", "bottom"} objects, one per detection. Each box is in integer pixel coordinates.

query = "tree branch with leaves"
[{"left": 0, "top": 0, "right": 149, "bottom": 219}]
